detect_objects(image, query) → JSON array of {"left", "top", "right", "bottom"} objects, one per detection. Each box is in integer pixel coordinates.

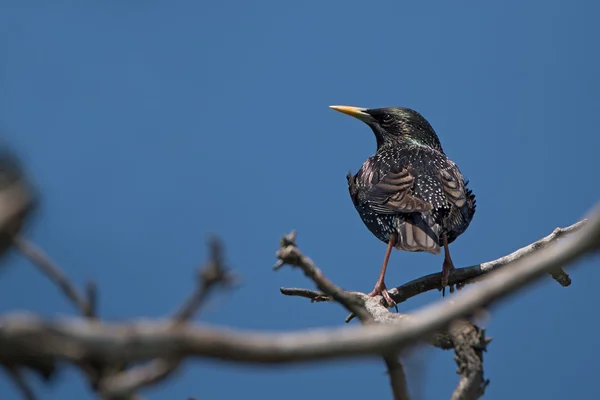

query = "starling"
[{"left": 330, "top": 105, "right": 476, "bottom": 307}]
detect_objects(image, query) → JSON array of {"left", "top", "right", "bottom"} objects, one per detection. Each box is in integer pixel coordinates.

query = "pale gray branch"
[
  {"left": 361, "top": 294, "right": 488, "bottom": 398},
  {"left": 388, "top": 220, "right": 584, "bottom": 303},
  {"left": 281, "top": 219, "right": 585, "bottom": 308},
  {"left": 452, "top": 220, "right": 584, "bottom": 289},
  {"left": 275, "top": 230, "right": 372, "bottom": 322}
]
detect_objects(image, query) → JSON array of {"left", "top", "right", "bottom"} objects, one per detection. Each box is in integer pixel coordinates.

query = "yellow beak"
[{"left": 329, "top": 105, "right": 373, "bottom": 122}]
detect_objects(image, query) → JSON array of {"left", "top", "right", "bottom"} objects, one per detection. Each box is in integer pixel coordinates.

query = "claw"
[{"left": 368, "top": 281, "right": 397, "bottom": 309}]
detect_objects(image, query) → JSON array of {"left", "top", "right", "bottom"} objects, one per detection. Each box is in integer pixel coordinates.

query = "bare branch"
[
  {"left": 275, "top": 230, "right": 373, "bottom": 323},
  {"left": 99, "top": 237, "right": 236, "bottom": 399},
  {"left": 384, "top": 356, "right": 409, "bottom": 400},
  {"left": 279, "top": 287, "right": 333, "bottom": 303},
  {"left": 3, "top": 365, "right": 37, "bottom": 400},
  {"left": 448, "top": 319, "right": 489, "bottom": 400},
  {"left": 280, "top": 220, "right": 584, "bottom": 314},
  {"left": 174, "top": 237, "right": 235, "bottom": 323},
  {"left": 275, "top": 231, "right": 409, "bottom": 400},
  {"left": 100, "top": 358, "right": 180, "bottom": 400},
  {"left": 14, "top": 237, "right": 91, "bottom": 316},
  {"left": 388, "top": 219, "right": 584, "bottom": 304},
  {"left": 12, "top": 237, "right": 113, "bottom": 394}
]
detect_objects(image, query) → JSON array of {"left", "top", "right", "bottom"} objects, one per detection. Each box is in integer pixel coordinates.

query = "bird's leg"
[
  {"left": 441, "top": 233, "right": 455, "bottom": 296},
  {"left": 368, "top": 232, "right": 398, "bottom": 309}
]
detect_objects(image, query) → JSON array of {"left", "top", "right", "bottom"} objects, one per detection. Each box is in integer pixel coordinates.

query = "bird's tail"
[{"left": 394, "top": 213, "right": 441, "bottom": 254}]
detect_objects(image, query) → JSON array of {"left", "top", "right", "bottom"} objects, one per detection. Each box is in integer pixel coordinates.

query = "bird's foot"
[
  {"left": 441, "top": 259, "right": 455, "bottom": 297},
  {"left": 368, "top": 281, "right": 397, "bottom": 310}
]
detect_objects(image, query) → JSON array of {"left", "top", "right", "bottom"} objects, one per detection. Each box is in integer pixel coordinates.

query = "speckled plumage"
[
  {"left": 348, "top": 144, "right": 476, "bottom": 254},
  {"left": 344, "top": 107, "right": 476, "bottom": 254}
]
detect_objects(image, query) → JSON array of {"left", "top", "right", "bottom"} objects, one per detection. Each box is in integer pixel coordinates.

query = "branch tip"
[
  {"left": 280, "top": 230, "right": 297, "bottom": 247},
  {"left": 273, "top": 260, "right": 284, "bottom": 271}
]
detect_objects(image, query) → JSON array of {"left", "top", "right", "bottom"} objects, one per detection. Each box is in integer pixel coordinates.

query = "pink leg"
[
  {"left": 441, "top": 234, "right": 455, "bottom": 296},
  {"left": 368, "top": 232, "right": 398, "bottom": 308}
]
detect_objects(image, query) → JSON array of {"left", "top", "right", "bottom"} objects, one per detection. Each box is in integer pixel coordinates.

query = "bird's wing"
[
  {"left": 362, "top": 165, "right": 433, "bottom": 214},
  {"left": 439, "top": 167, "right": 467, "bottom": 208},
  {"left": 403, "top": 147, "right": 469, "bottom": 211}
]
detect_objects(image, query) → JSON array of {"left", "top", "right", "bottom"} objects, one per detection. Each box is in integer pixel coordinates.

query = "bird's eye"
[{"left": 382, "top": 113, "right": 394, "bottom": 124}]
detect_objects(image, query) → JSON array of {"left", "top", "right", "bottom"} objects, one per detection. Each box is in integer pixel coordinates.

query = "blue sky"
[{"left": 1, "top": 1, "right": 599, "bottom": 399}]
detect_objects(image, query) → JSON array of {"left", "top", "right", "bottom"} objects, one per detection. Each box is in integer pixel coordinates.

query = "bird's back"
[{"left": 348, "top": 143, "right": 476, "bottom": 253}]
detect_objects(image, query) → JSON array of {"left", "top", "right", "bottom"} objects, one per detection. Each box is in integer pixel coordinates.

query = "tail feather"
[{"left": 394, "top": 213, "right": 441, "bottom": 254}]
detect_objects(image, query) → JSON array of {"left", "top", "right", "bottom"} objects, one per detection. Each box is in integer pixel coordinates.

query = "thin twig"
[
  {"left": 14, "top": 237, "right": 90, "bottom": 315},
  {"left": 279, "top": 287, "right": 333, "bottom": 302},
  {"left": 100, "top": 237, "right": 235, "bottom": 399},
  {"left": 276, "top": 232, "right": 415, "bottom": 400},
  {"left": 13, "top": 238, "right": 116, "bottom": 394},
  {"left": 3, "top": 365, "right": 37, "bottom": 400},
  {"left": 174, "top": 237, "right": 235, "bottom": 323},
  {"left": 275, "top": 231, "right": 373, "bottom": 323}
]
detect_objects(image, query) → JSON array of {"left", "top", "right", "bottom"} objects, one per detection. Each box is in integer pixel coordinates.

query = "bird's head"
[{"left": 329, "top": 105, "right": 443, "bottom": 151}]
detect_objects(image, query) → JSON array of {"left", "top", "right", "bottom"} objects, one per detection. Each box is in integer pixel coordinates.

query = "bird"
[{"left": 329, "top": 105, "right": 476, "bottom": 307}]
